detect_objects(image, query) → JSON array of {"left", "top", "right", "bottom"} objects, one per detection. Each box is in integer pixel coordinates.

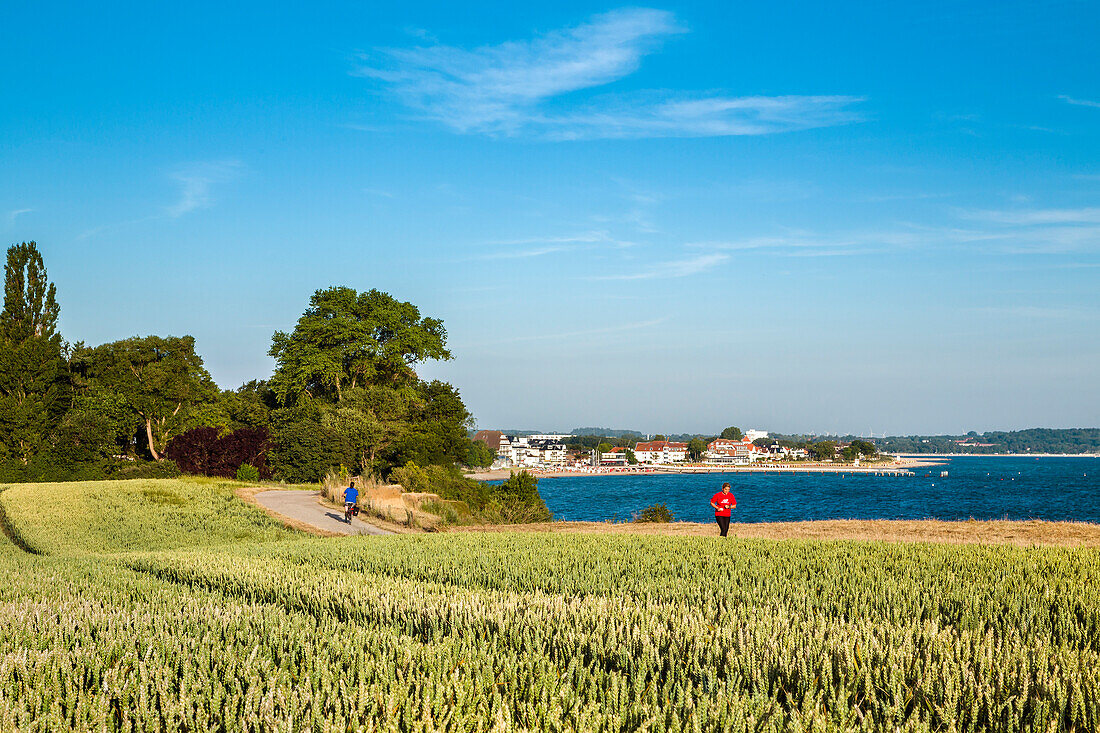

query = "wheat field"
[{"left": 2, "top": 478, "right": 1098, "bottom": 731}]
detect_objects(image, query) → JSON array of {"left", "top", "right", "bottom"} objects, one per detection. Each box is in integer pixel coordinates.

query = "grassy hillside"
[
  {"left": 1, "top": 479, "right": 1099, "bottom": 730},
  {"left": 0, "top": 477, "right": 299, "bottom": 555}
]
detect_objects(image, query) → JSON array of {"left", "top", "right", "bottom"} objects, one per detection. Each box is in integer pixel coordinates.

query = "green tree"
[
  {"left": 74, "top": 336, "right": 217, "bottom": 460},
  {"left": 466, "top": 440, "right": 495, "bottom": 468},
  {"left": 653, "top": 434, "right": 667, "bottom": 441},
  {"left": 597, "top": 442, "right": 613, "bottom": 454},
  {"left": 0, "top": 242, "right": 67, "bottom": 466},
  {"left": 269, "top": 287, "right": 450, "bottom": 405},
  {"left": 848, "top": 439, "right": 877, "bottom": 457},
  {"left": 321, "top": 385, "right": 416, "bottom": 476},
  {"left": 720, "top": 426, "right": 743, "bottom": 440},
  {"left": 0, "top": 336, "right": 67, "bottom": 465},
  {"left": 267, "top": 403, "right": 353, "bottom": 483},
  {"left": 53, "top": 381, "right": 132, "bottom": 466},
  {"left": 807, "top": 441, "right": 837, "bottom": 461},
  {"left": 687, "top": 437, "right": 708, "bottom": 460},
  {"left": 396, "top": 380, "right": 475, "bottom": 469},
  {"left": 2, "top": 242, "right": 59, "bottom": 343},
  {"left": 625, "top": 448, "right": 638, "bottom": 465}
]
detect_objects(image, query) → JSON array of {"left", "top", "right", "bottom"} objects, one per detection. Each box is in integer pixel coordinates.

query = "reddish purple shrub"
[{"left": 166, "top": 427, "right": 271, "bottom": 479}]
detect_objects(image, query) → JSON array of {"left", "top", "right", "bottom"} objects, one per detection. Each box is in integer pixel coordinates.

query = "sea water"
[{"left": 532, "top": 457, "right": 1100, "bottom": 524}]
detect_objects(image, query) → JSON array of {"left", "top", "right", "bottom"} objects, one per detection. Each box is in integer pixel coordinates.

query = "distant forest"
[{"left": 865, "top": 429, "right": 1100, "bottom": 455}]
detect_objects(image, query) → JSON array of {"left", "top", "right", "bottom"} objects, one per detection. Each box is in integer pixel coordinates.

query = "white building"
[
  {"left": 594, "top": 447, "right": 628, "bottom": 466},
  {"left": 704, "top": 438, "right": 764, "bottom": 464},
  {"left": 743, "top": 429, "right": 769, "bottom": 443},
  {"left": 633, "top": 440, "right": 688, "bottom": 464},
  {"left": 498, "top": 435, "right": 567, "bottom": 467}
]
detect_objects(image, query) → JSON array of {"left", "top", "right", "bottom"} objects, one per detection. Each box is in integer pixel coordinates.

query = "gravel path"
[{"left": 255, "top": 490, "right": 392, "bottom": 536}]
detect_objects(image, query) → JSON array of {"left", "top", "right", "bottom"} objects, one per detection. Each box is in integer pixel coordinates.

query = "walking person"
[{"left": 710, "top": 482, "right": 736, "bottom": 537}]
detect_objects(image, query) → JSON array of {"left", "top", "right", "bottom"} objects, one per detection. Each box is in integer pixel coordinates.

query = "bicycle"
[{"left": 344, "top": 502, "right": 355, "bottom": 523}]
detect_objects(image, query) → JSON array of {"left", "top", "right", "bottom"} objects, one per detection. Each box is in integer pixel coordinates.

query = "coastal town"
[{"left": 470, "top": 430, "right": 870, "bottom": 470}]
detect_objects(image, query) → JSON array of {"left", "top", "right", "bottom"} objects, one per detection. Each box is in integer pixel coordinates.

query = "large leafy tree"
[
  {"left": 269, "top": 287, "right": 450, "bottom": 404},
  {"left": 73, "top": 336, "right": 217, "bottom": 460},
  {"left": 268, "top": 287, "right": 460, "bottom": 479},
  {"left": 0, "top": 242, "right": 67, "bottom": 465}
]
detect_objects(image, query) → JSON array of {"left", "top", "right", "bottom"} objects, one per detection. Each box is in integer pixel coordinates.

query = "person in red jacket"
[{"left": 710, "top": 482, "right": 736, "bottom": 537}]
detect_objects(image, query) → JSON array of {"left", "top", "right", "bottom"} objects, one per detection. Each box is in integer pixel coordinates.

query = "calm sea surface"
[{"left": 532, "top": 457, "right": 1100, "bottom": 524}]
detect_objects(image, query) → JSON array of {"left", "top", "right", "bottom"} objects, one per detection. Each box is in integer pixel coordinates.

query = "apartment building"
[
  {"left": 496, "top": 434, "right": 568, "bottom": 467},
  {"left": 705, "top": 437, "right": 765, "bottom": 464},
  {"left": 633, "top": 440, "right": 688, "bottom": 464}
]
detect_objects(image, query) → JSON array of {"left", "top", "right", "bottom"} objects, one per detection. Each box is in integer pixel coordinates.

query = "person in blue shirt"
[{"left": 343, "top": 481, "right": 358, "bottom": 523}]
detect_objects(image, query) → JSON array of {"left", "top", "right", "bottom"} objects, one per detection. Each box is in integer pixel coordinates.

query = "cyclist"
[{"left": 343, "top": 481, "right": 358, "bottom": 523}]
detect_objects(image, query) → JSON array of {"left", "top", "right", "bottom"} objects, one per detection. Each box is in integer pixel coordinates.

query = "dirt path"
[{"left": 254, "top": 490, "right": 392, "bottom": 536}]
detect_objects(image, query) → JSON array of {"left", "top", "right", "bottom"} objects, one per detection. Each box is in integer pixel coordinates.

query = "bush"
[
  {"left": 165, "top": 427, "right": 271, "bottom": 479},
  {"left": 494, "top": 471, "right": 552, "bottom": 523},
  {"left": 389, "top": 464, "right": 551, "bottom": 523},
  {"left": 111, "top": 460, "right": 182, "bottom": 480},
  {"left": 391, "top": 462, "right": 490, "bottom": 509},
  {"left": 634, "top": 503, "right": 675, "bottom": 523},
  {"left": 420, "top": 500, "right": 464, "bottom": 526},
  {"left": 235, "top": 464, "right": 260, "bottom": 482}
]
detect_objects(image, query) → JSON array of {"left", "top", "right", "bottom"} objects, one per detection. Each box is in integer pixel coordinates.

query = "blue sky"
[{"left": 3, "top": 1, "right": 1099, "bottom": 435}]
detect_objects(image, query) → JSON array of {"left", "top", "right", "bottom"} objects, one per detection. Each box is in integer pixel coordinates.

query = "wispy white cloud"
[
  {"left": 489, "top": 230, "right": 636, "bottom": 248},
  {"left": 6, "top": 208, "right": 33, "bottom": 225},
  {"left": 688, "top": 205, "right": 1100, "bottom": 258},
  {"left": 689, "top": 229, "right": 932, "bottom": 257},
  {"left": 165, "top": 161, "right": 243, "bottom": 218},
  {"left": 961, "top": 207, "right": 1100, "bottom": 225},
  {"left": 1058, "top": 94, "right": 1100, "bottom": 109},
  {"left": 593, "top": 252, "right": 729, "bottom": 280},
  {"left": 480, "top": 244, "right": 575, "bottom": 260},
  {"left": 356, "top": 8, "right": 863, "bottom": 139},
  {"left": 538, "top": 94, "right": 864, "bottom": 141},
  {"left": 77, "top": 161, "right": 245, "bottom": 239},
  {"left": 464, "top": 318, "right": 668, "bottom": 346}
]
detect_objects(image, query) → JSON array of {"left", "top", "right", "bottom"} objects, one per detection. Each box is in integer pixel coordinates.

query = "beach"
[{"left": 466, "top": 454, "right": 941, "bottom": 481}]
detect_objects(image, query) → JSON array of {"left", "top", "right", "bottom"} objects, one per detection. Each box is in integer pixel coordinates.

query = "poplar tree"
[
  {"left": 2, "top": 241, "right": 59, "bottom": 342},
  {"left": 0, "top": 242, "right": 66, "bottom": 466}
]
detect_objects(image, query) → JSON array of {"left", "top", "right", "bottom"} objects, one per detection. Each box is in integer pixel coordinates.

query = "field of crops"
[{"left": 2, "top": 478, "right": 1100, "bottom": 731}]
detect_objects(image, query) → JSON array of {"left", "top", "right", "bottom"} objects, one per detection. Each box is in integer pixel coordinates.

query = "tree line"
[{"left": 0, "top": 242, "right": 489, "bottom": 483}]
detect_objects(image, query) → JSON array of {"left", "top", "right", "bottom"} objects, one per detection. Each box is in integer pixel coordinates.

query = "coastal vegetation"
[
  {"left": 1, "top": 478, "right": 1099, "bottom": 730},
  {"left": 389, "top": 464, "right": 551, "bottom": 523},
  {"left": 633, "top": 502, "right": 675, "bottom": 522},
  {"left": 0, "top": 243, "right": 486, "bottom": 487}
]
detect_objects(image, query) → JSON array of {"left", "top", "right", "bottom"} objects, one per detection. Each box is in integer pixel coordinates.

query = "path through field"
[{"left": 255, "top": 490, "right": 391, "bottom": 536}]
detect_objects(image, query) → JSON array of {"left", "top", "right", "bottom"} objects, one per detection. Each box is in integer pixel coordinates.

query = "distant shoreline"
[
  {"left": 467, "top": 455, "right": 943, "bottom": 481},
  {"left": 894, "top": 453, "right": 1100, "bottom": 458}
]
